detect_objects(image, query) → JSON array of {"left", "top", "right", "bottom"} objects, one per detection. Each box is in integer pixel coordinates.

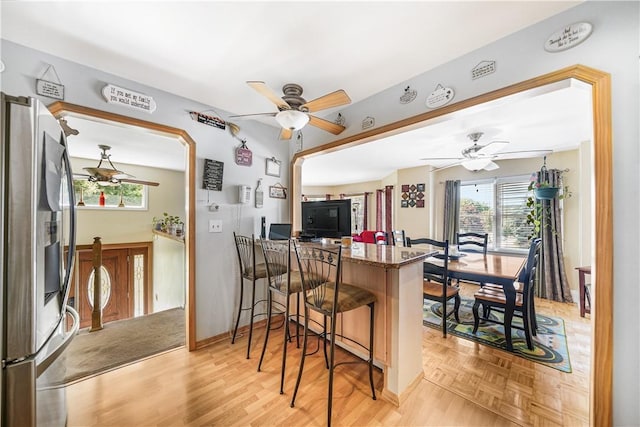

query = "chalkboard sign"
[{"left": 203, "top": 159, "right": 224, "bottom": 191}]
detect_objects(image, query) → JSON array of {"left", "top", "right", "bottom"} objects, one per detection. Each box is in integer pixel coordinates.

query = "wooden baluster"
[{"left": 90, "top": 236, "right": 103, "bottom": 332}]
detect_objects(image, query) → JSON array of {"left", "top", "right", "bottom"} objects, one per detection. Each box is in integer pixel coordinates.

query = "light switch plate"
[{"left": 209, "top": 219, "right": 222, "bottom": 233}]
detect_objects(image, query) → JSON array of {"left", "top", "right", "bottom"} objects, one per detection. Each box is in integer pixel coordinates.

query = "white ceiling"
[{"left": 1, "top": 1, "right": 588, "bottom": 183}]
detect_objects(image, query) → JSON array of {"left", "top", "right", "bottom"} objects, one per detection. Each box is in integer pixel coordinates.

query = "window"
[
  {"left": 459, "top": 176, "right": 533, "bottom": 252},
  {"left": 73, "top": 180, "right": 148, "bottom": 210}
]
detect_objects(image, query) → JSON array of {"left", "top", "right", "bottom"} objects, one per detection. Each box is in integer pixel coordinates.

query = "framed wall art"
[
  {"left": 265, "top": 157, "right": 281, "bottom": 177},
  {"left": 269, "top": 183, "right": 287, "bottom": 199}
]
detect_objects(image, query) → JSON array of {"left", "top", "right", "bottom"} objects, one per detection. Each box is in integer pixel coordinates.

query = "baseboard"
[{"left": 195, "top": 318, "right": 269, "bottom": 350}]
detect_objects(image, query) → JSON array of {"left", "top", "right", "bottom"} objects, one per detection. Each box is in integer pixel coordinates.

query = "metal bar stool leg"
[
  {"left": 246, "top": 278, "right": 257, "bottom": 359},
  {"left": 231, "top": 272, "right": 245, "bottom": 344},
  {"left": 290, "top": 306, "right": 310, "bottom": 408},
  {"left": 257, "top": 289, "right": 273, "bottom": 372}
]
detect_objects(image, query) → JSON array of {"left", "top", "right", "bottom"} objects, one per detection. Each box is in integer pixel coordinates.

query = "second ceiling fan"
[
  {"left": 75, "top": 145, "right": 160, "bottom": 187},
  {"left": 230, "top": 81, "right": 351, "bottom": 140},
  {"left": 421, "top": 132, "right": 552, "bottom": 171}
]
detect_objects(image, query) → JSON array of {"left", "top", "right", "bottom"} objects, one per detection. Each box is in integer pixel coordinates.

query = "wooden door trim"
[
  {"left": 291, "top": 64, "right": 612, "bottom": 426},
  {"left": 49, "top": 102, "right": 197, "bottom": 351}
]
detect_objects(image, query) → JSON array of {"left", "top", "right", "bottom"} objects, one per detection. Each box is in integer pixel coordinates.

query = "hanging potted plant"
[
  {"left": 530, "top": 157, "right": 560, "bottom": 200},
  {"left": 525, "top": 159, "right": 570, "bottom": 240}
]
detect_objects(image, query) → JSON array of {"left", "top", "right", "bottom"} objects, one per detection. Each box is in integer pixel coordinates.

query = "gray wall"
[
  {"left": 293, "top": 2, "right": 639, "bottom": 424},
  {"left": 1, "top": 1, "right": 638, "bottom": 423}
]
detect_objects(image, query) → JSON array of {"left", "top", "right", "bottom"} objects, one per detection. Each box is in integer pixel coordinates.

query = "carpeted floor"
[
  {"left": 424, "top": 296, "right": 571, "bottom": 372},
  {"left": 43, "top": 307, "right": 185, "bottom": 386}
]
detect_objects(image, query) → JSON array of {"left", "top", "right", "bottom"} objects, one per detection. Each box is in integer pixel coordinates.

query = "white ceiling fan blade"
[
  {"left": 483, "top": 161, "right": 500, "bottom": 171},
  {"left": 429, "top": 161, "right": 464, "bottom": 172},
  {"left": 496, "top": 149, "right": 552, "bottom": 159},
  {"left": 477, "top": 140, "right": 509, "bottom": 155}
]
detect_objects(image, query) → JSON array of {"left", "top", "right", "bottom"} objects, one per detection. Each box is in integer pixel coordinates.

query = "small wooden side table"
[{"left": 575, "top": 266, "right": 591, "bottom": 317}]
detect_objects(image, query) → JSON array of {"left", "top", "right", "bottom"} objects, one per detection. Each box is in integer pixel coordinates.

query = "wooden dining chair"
[
  {"left": 232, "top": 232, "right": 269, "bottom": 359},
  {"left": 407, "top": 237, "right": 460, "bottom": 337},
  {"left": 257, "top": 238, "right": 303, "bottom": 394},
  {"left": 456, "top": 232, "right": 488, "bottom": 255},
  {"left": 472, "top": 248, "right": 540, "bottom": 350},
  {"left": 482, "top": 238, "right": 541, "bottom": 332},
  {"left": 290, "top": 242, "right": 377, "bottom": 427}
]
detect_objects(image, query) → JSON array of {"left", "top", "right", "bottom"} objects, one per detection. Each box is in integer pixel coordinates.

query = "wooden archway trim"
[
  {"left": 48, "top": 101, "right": 198, "bottom": 351},
  {"left": 291, "top": 64, "right": 612, "bottom": 426}
]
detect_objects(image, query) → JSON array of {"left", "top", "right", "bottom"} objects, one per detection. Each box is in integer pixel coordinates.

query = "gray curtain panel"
[
  {"left": 536, "top": 168, "right": 573, "bottom": 303},
  {"left": 443, "top": 180, "right": 460, "bottom": 243}
]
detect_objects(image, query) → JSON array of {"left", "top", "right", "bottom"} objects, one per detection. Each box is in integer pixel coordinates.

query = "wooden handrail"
[{"left": 89, "top": 236, "right": 103, "bottom": 332}]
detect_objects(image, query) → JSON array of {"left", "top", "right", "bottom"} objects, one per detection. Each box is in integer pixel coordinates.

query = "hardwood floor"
[{"left": 65, "top": 284, "right": 590, "bottom": 426}]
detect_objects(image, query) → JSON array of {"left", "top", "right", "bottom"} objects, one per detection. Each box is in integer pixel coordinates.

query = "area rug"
[
  {"left": 43, "top": 307, "right": 185, "bottom": 386},
  {"left": 424, "top": 297, "right": 571, "bottom": 373}
]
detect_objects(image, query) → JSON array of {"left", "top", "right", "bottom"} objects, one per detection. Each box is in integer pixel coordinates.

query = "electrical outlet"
[{"left": 209, "top": 219, "right": 222, "bottom": 233}]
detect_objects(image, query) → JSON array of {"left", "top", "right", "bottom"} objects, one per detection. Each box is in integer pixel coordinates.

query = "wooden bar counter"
[{"left": 304, "top": 241, "right": 434, "bottom": 406}]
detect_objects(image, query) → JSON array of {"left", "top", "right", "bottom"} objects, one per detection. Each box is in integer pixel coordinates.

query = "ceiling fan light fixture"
[
  {"left": 275, "top": 110, "right": 309, "bottom": 130},
  {"left": 462, "top": 158, "right": 493, "bottom": 171}
]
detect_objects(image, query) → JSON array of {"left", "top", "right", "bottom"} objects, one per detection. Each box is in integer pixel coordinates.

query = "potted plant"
[{"left": 525, "top": 173, "right": 569, "bottom": 239}]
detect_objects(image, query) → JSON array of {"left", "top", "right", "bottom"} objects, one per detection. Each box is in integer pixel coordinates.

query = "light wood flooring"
[{"left": 65, "top": 284, "right": 591, "bottom": 426}]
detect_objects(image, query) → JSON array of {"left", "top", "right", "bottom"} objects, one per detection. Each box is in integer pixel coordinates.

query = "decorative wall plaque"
[
  {"left": 545, "top": 22, "right": 593, "bottom": 52},
  {"left": 36, "top": 64, "right": 64, "bottom": 100},
  {"left": 265, "top": 157, "right": 281, "bottom": 177},
  {"left": 335, "top": 113, "right": 345, "bottom": 126},
  {"left": 472, "top": 61, "right": 496, "bottom": 80},
  {"left": 190, "top": 111, "right": 226, "bottom": 130},
  {"left": 235, "top": 140, "right": 252, "bottom": 166},
  {"left": 400, "top": 86, "right": 417, "bottom": 104},
  {"left": 102, "top": 84, "right": 156, "bottom": 113},
  {"left": 400, "top": 183, "right": 425, "bottom": 208},
  {"left": 362, "top": 116, "right": 375, "bottom": 130},
  {"left": 203, "top": 159, "right": 224, "bottom": 191},
  {"left": 426, "top": 84, "right": 455, "bottom": 109}
]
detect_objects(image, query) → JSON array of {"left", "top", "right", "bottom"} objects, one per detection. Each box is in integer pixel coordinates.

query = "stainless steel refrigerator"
[{"left": 1, "top": 93, "right": 79, "bottom": 426}]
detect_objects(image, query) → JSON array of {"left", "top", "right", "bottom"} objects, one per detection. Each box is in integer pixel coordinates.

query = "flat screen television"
[{"left": 301, "top": 199, "right": 351, "bottom": 239}]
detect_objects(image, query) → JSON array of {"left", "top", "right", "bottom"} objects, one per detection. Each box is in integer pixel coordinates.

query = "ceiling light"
[
  {"left": 275, "top": 110, "right": 309, "bottom": 130},
  {"left": 462, "top": 158, "right": 493, "bottom": 171}
]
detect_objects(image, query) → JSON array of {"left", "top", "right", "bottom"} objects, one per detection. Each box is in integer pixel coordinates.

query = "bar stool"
[
  {"left": 232, "top": 232, "right": 268, "bottom": 359},
  {"left": 257, "top": 238, "right": 303, "bottom": 394},
  {"left": 290, "top": 242, "right": 377, "bottom": 427}
]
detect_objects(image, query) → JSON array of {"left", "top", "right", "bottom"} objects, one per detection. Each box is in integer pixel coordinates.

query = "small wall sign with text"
[
  {"left": 203, "top": 159, "right": 224, "bottom": 191},
  {"left": 472, "top": 61, "right": 496, "bottom": 80},
  {"left": 235, "top": 140, "right": 252, "bottom": 166},
  {"left": 102, "top": 84, "right": 156, "bottom": 113},
  {"left": 36, "top": 64, "right": 64, "bottom": 100},
  {"left": 425, "top": 84, "right": 455, "bottom": 109},
  {"left": 545, "top": 22, "right": 593, "bottom": 53},
  {"left": 189, "top": 111, "right": 226, "bottom": 130}
]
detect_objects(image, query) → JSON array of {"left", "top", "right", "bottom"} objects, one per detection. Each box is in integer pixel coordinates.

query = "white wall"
[
  {"left": 152, "top": 235, "right": 185, "bottom": 312},
  {"left": 293, "top": 3, "right": 639, "bottom": 423}
]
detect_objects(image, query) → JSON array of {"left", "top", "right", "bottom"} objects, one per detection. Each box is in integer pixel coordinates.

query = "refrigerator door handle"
[
  {"left": 61, "top": 137, "right": 76, "bottom": 309},
  {"left": 36, "top": 306, "right": 79, "bottom": 377}
]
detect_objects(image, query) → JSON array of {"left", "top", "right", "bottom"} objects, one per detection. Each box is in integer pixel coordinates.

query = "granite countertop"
[{"left": 341, "top": 242, "right": 434, "bottom": 269}]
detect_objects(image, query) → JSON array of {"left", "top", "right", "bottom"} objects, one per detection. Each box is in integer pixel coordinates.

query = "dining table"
[{"left": 429, "top": 250, "right": 527, "bottom": 351}]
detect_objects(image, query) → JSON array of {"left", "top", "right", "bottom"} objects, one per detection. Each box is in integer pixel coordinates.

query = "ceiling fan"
[
  {"left": 230, "top": 81, "right": 351, "bottom": 140},
  {"left": 421, "top": 132, "right": 552, "bottom": 171},
  {"left": 75, "top": 145, "right": 160, "bottom": 186}
]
